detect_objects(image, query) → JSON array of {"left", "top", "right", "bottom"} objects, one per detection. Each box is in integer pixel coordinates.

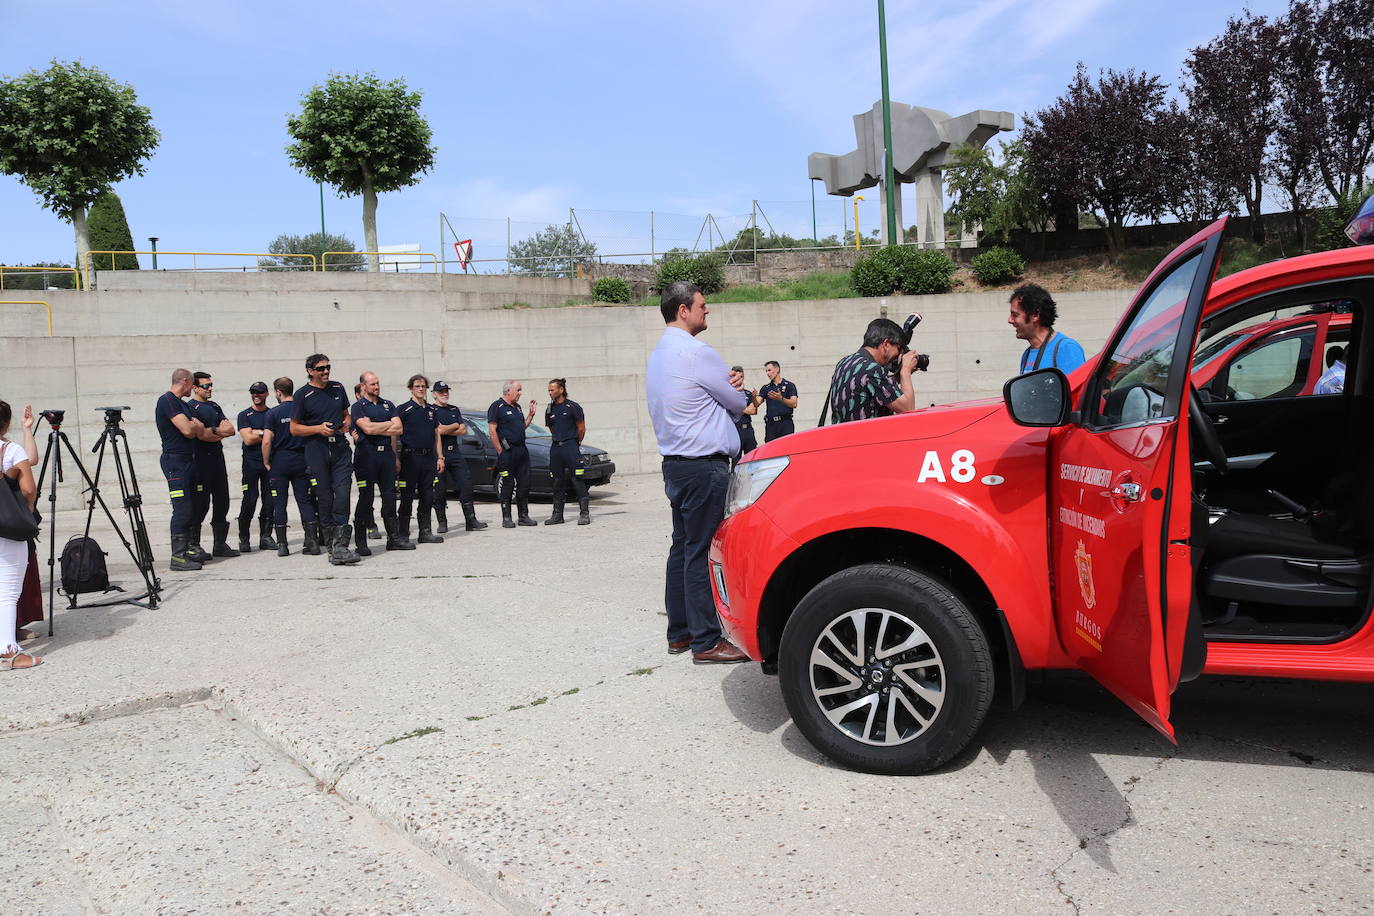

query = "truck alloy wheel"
[{"left": 779, "top": 564, "right": 994, "bottom": 775}]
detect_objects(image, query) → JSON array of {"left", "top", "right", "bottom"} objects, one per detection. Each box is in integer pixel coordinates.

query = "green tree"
[
  {"left": 86, "top": 191, "right": 139, "bottom": 270},
  {"left": 0, "top": 60, "right": 159, "bottom": 283},
  {"left": 258, "top": 231, "right": 363, "bottom": 271},
  {"left": 0, "top": 262, "right": 76, "bottom": 290},
  {"left": 943, "top": 143, "right": 1005, "bottom": 232},
  {"left": 286, "top": 72, "right": 436, "bottom": 272},
  {"left": 508, "top": 223, "right": 597, "bottom": 277}
]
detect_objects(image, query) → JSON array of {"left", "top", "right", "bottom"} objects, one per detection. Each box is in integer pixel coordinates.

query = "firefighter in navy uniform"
[
  {"left": 759, "top": 360, "right": 798, "bottom": 442},
  {"left": 543, "top": 378, "right": 590, "bottom": 526},
  {"left": 262, "top": 377, "right": 320, "bottom": 556},
  {"left": 290, "top": 354, "right": 360, "bottom": 566},
  {"left": 235, "top": 381, "right": 277, "bottom": 553},
  {"left": 488, "top": 380, "right": 538, "bottom": 528},
  {"left": 729, "top": 365, "right": 760, "bottom": 468},
  {"left": 350, "top": 371, "right": 412, "bottom": 554},
  {"left": 395, "top": 374, "right": 445, "bottom": 545},
  {"left": 432, "top": 380, "right": 488, "bottom": 533},
  {"left": 156, "top": 368, "right": 207, "bottom": 571},
  {"left": 187, "top": 370, "right": 239, "bottom": 559}
]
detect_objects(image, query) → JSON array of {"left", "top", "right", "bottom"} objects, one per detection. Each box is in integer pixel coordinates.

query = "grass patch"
[
  {"left": 382, "top": 725, "right": 442, "bottom": 745},
  {"left": 530, "top": 696, "right": 549, "bottom": 706},
  {"left": 627, "top": 666, "right": 658, "bottom": 676},
  {"left": 561, "top": 687, "right": 580, "bottom": 696}
]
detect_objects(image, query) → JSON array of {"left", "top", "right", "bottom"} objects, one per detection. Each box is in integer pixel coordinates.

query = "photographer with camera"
[
  {"left": 156, "top": 369, "right": 208, "bottom": 571},
  {"left": 825, "top": 316, "right": 924, "bottom": 424}
]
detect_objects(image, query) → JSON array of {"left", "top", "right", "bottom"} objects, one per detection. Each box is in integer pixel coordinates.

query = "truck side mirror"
[{"left": 1004, "top": 368, "right": 1071, "bottom": 427}]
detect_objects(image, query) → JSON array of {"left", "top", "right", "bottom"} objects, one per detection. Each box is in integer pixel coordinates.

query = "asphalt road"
[{"left": 1, "top": 473, "right": 1370, "bottom": 915}]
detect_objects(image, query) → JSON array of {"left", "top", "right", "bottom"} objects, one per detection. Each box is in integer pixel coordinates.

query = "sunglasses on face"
[
  {"left": 197, "top": 383, "right": 213, "bottom": 389},
  {"left": 311, "top": 365, "right": 331, "bottom": 372}
]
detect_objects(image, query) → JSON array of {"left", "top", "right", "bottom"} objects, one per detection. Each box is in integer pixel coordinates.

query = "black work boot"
[
  {"left": 501, "top": 499, "right": 515, "bottom": 529},
  {"left": 212, "top": 521, "right": 240, "bottom": 558},
  {"left": 516, "top": 499, "right": 538, "bottom": 527},
  {"left": 187, "top": 525, "right": 213, "bottom": 562},
  {"left": 353, "top": 519, "right": 372, "bottom": 556},
  {"left": 462, "top": 501, "right": 488, "bottom": 531},
  {"left": 417, "top": 504, "right": 444, "bottom": 543},
  {"left": 367, "top": 523, "right": 383, "bottom": 541},
  {"left": 545, "top": 495, "right": 566, "bottom": 526},
  {"left": 330, "top": 524, "right": 361, "bottom": 565},
  {"left": 237, "top": 517, "right": 253, "bottom": 553},
  {"left": 259, "top": 517, "right": 278, "bottom": 551},
  {"left": 435, "top": 503, "right": 449, "bottom": 534},
  {"left": 275, "top": 525, "right": 290, "bottom": 557},
  {"left": 384, "top": 516, "right": 415, "bottom": 551},
  {"left": 302, "top": 521, "right": 322, "bottom": 556},
  {"left": 578, "top": 496, "right": 591, "bottom": 526},
  {"left": 169, "top": 533, "right": 203, "bottom": 571}
]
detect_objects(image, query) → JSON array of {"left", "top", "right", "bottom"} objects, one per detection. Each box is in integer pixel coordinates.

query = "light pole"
[
  {"left": 147, "top": 237, "right": 159, "bottom": 270},
  {"left": 810, "top": 179, "right": 819, "bottom": 246},
  {"left": 878, "top": 0, "right": 898, "bottom": 247},
  {"left": 854, "top": 196, "right": 865, "bottom": 250}
]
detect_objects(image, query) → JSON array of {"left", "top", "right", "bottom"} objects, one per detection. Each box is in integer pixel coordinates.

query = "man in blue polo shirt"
[
  {"left": 488, "top": 381, "right": 538, "bottom": 529},
  {"left": 262, "top": 377, "right": 319, "bottom": 556},
  {"left": 155, "top": 368, "right": 207, "bottom": 571},
  {"left": 396, "top": 374, "right": 445, "bottom": 545},
  {"left": 1009, "top": 283, "right": 1086, "bottom": 375},
  {"left": 351, "top": 371, "right": 410, "bottom": 554},
  {"left": 235, "top": 381, "right": 277, "bottom": 553},
  {"left": 759, "top": 360, "right": 798, "bottom": 442},
  {"left": 187, "top": 370, "right": 239, "bottom": 560},
  {"left": 290, "top": 353, "right": 360, "bottom": 565}
]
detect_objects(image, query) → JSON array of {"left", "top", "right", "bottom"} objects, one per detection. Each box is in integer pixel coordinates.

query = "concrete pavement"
[{"left": 1, "top": 473, "right": 1371, "bottom": 914}]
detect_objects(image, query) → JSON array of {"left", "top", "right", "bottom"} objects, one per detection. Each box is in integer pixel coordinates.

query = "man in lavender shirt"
[{"left": 646, "top": 281, "right": 751, "bottom": 664}]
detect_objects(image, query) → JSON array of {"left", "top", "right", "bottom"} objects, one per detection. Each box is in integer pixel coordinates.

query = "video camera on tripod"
[{"left": 32, "top": 405, "right": 161, "bottom": 635}]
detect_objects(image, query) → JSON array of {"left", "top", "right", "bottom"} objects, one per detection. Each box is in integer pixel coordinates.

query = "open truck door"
[{"left": 1047, "top": 220, "right": 1227, "bottom": 739}]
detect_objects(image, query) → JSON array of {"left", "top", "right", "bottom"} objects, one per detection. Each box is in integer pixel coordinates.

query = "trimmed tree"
[
  {"left": 0, "top": 60, "right": 158, "bottom": 284},
  {"left": 87, "top": 191, "right": 140, "bottom": 270},
  {"left": 508, "top": 224, "right": 598, "bottom": 277},
  {"left": 286, "top": 72, "right": 436, "bottom": 272}
]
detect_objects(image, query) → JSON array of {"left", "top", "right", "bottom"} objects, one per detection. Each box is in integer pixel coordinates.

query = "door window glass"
[
  {"left": 1223, "top": 326, "right": 1314, "bottom": 400},
  {"left": 1090, "top": 251, "right": 1204, "bottom": 427}
]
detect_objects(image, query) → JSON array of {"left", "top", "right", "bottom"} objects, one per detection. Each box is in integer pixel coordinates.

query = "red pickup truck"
[{"left": 710, "top": 218, "right": 1374, "bottom": 774}]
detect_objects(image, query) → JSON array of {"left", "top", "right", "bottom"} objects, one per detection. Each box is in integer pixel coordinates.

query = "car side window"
[{"left": 1217, "top": 325, "right": 1315, "bottom": 400}]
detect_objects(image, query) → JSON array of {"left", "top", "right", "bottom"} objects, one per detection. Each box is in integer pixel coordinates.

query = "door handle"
[
  {"left": 1213, "top": 414, "right": 1229, "bottom": 425},
  {"left": 1108, "top": 482, "right": 1143, "bottom": 502}
]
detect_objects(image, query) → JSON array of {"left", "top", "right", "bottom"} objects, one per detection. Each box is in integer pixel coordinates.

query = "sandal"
[{"left": 0, "top": 651, "right": 42, "bottom": 671}]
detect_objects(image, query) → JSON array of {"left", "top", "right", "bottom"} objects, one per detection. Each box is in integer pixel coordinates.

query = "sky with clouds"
[{"left": 0, "top": 0, "right": 1292, "bottom": 268}]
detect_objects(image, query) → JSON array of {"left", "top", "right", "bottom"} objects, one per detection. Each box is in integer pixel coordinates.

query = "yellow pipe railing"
[
  {"left": 0, "top": 266, "right": 79, "bottom": 291},
  {"left": 82, "top": 250, "right": 318, "bottom": 284},
  {"left": 3, "top": 300, "right": 53, "bottom": 336},
  {"left": 324, "top": 251, "right": 439, "bottom": 272}
]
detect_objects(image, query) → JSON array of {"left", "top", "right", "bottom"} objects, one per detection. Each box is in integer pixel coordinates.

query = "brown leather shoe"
[
  {"left": 691, "top": 639, "right": 749, "bottom": 665},
  {"left": 667, "top": 639, "right": 692, "bottom": 655}
]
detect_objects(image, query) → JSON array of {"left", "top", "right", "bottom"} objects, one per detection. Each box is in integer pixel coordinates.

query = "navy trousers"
[
  {"left": 268, "top": 449, "right": 316, "bottom": 525},
  {"left": 354, "top": 443, "right": 398, "bottom": 528},
  {"left": 304, "top": 437, "right": 352, "bottom": 526},
  {"left": 662, "top": 455, "right": 731, "bottom": 653},
  {"left": 160, "top": 453, "right": 196, "bottom": 538},
  {"left": 238, "top": 458, "right": 273, "bottom": 523},
  {"left": 548, "top": 441, "right": 587, "bottom": 503}
]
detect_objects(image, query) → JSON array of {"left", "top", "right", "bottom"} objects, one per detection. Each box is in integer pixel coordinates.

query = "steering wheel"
[{"left": 1188, "top": 385, "right": 1227, "bottom": 474}]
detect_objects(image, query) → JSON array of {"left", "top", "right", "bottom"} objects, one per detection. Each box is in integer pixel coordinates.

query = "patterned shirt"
[{"left": 828, "top": 349, "right": 901, "bottom": 424}]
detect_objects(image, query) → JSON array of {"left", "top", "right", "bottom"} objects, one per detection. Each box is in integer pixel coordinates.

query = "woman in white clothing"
[{"left": 1, "top": 400, "right": 41, "bottom": 670}]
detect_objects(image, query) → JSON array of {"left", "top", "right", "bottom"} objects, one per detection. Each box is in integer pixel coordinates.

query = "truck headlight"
[{"left": 725, "top": 456, "right": 789, "bottom": 519}]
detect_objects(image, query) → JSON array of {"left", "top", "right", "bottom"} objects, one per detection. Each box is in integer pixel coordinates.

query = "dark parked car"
[{"left": 452, "top": 409, "right": 616, "bottom": 498}]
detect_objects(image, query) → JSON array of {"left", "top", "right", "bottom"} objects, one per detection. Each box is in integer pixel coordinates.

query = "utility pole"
[{"left": 878, "top": 0, "right": 898, "bottom": 246}]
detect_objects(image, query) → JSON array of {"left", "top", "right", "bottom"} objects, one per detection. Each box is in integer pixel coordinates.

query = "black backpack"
[{"left": 60, "top": 536, "right": 109, "bottom": 595}]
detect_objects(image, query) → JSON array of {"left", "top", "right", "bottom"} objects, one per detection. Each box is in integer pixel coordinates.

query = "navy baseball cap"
[{"left": 432, "top": 380, "right": 451, "bottom": 392}]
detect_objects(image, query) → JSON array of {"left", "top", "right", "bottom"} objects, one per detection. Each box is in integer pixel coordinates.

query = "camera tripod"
[{"left": 33, "top": 408, "right": 161, "bottom": 635}]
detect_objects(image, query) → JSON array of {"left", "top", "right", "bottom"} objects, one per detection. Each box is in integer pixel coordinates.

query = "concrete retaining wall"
[{"left": 0, "top": 283, "right": 1132, "bottom": 512}]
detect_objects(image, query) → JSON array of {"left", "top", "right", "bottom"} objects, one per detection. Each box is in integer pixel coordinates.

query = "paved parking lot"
[{"left": 2, "top": 473, "right": 1371, "bottom": 914}]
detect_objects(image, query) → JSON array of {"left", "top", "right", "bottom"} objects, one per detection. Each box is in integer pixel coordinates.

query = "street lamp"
[
  {"left": 147, "top": 237, "right": 159, "bottom": 270},
  {"left": 854, "top": 196, "right": 865, "bottom": 251}
]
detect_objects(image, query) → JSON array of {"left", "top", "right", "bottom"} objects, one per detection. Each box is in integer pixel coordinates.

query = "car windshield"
[{"left": 462, "top": 414, "right": 551, "bottom": 438}]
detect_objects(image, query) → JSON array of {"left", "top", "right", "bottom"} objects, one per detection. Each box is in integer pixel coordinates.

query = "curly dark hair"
[{"left": 1011, "top": 283, "right": 1057, "bottom": 328}]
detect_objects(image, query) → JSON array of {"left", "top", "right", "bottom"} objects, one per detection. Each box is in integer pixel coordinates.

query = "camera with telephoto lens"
[
  {"left": 888, "top": 313, "right": 931, "bottom": 374},
  {"left": 40, "top": 409, "right": 65, "bottom": 426}
]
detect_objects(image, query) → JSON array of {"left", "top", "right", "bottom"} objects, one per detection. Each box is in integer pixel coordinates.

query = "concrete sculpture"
[{"left": 809, "top": 103, "right": 1014, "bottom": 247}]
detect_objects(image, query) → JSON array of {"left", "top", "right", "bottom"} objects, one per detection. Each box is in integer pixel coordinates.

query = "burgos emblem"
[{"left": 1074, "top": 539, "right": 1096, "bottom": 610}]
